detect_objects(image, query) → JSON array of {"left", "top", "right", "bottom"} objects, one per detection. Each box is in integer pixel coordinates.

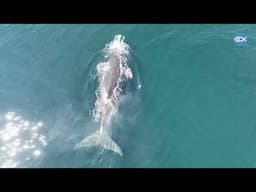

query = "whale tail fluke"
[{"left": 74, "top": 130, "right": 123, "bottom": 156}]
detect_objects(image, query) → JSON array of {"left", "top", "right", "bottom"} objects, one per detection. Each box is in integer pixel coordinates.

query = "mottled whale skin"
[
  {"left": 98, "top": 55, "right": 123, "bottom": 134},
  {"left": 102, "top": 56, "right": 121, "bottom": 99}
]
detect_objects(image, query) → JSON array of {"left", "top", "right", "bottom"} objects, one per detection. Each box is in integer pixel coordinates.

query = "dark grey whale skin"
[{"left": 102, "top": 55, "right": 121, "bottom": 99}]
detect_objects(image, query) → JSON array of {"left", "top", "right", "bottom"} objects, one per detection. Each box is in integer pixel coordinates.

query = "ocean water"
[{"left": 0, "top": 24, "right": 256, "bottom": 168}]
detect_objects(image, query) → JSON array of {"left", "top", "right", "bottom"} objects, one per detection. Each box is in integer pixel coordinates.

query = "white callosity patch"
[
  {"left": 0, "top": 111, "right": 48, "bottom": 168},
  {"left": 92, "top": 35, "right": 133, "bottom": 126}
]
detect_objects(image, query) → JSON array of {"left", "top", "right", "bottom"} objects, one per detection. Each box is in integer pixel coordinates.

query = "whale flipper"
[{"left": 75, "top": 130, "right": 123, "bottom": 156}]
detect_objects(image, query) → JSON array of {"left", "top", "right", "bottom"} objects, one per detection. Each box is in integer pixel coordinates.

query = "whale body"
[{"left": 75, "top": 35, "right": 132, "bottom": 156}]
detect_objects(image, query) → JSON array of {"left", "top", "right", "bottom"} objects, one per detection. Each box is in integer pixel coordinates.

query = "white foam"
[{"left": 104, "top": 34, "right": 129, "bottom": 57}]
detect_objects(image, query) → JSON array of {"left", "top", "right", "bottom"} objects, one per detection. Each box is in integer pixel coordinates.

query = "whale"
[{"left": 75, "top": 35, "right": 133, "bottom": 156}]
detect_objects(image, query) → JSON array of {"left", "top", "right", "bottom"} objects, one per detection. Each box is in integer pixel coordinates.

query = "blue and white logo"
[{"left": 234, "top": 33, "right": 247, "bottom": 46}]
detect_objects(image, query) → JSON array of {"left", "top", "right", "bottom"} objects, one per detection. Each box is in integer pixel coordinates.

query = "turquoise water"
[{"left": 0, "top": 24, "right": 256, "bottom": 168}]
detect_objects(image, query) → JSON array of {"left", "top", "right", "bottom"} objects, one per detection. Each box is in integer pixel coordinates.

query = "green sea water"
[{"left": 0, "top": 24, "right": 256, "bottom": 168}]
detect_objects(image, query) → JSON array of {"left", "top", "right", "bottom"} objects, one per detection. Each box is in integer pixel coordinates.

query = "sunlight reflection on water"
[{"left": 0, "top": 111, "right": 48, "bottom": 167}]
